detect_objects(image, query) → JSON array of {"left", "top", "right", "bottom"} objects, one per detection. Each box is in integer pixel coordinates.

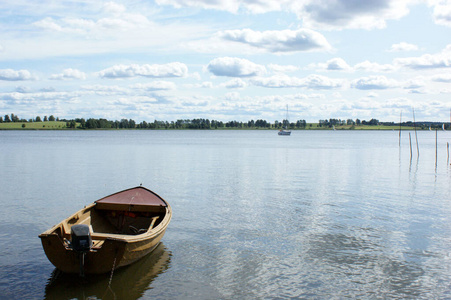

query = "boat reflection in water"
[{"left": 44, "top": 243, "right": 171, "bottom": 300}]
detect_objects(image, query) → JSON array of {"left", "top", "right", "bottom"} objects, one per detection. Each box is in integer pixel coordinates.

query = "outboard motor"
[
  {"left": 70, "top": 224, "right": 92, "bottom": 276},
  {"left": 70, "top": 224, "right": 92, "bottom": 251}
]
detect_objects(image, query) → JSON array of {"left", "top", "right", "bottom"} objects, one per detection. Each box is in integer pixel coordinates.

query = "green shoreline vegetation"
[{"left": 0, "top": 113, "right": 449, "bottom": 131}]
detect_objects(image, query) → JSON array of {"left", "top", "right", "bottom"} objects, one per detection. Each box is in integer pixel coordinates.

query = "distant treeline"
[
  {"left": 68, "top": 118, "right": 307, "bottom": 129},
  {"left": 1, "top": 113, "right": 59, "bottom": 123},
  {"left": 0, "top": 113, "right": 306, "bottom": 129},
  {"left": 1, "top": 113, "right": 449, "bottom": 130}
]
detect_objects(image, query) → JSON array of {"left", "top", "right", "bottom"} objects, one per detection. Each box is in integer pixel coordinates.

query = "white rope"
[
  {"left": 102, "top": 255, "right": 118, "bottom": 299},
  {"left": 108, "top": 256, "right": 117, "bottom": 287}
]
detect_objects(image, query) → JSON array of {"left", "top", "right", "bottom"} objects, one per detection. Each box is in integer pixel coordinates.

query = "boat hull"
[
  {"left": 40, "top": 230, "right": 167, "bottom": 274},
  {"left": 278, "top": 130, "right": 291, "bottom": 135},
  {"left": 40, "top": 234, "right": 127, "bottom": 274}
]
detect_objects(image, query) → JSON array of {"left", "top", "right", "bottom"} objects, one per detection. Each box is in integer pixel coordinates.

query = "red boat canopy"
[{"left": 95, "top": 186, "right": 167, "bottom": 212}]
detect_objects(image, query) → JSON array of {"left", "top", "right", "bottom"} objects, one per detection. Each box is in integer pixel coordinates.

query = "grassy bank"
[{"left": 0, "top": 121, "right": 68, "bottom": 129}]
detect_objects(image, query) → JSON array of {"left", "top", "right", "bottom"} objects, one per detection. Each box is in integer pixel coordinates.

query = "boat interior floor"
[{"left": 59, "top": 208, "right": 163, "bottom": 241}]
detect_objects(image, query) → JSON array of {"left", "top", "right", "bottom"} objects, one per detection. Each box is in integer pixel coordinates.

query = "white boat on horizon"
[
  {"left": 278, "top": 129, "right": 291, "bottom": 135},
  {"left": 278, "top": 105, "right": 291, "bottom": 136}
]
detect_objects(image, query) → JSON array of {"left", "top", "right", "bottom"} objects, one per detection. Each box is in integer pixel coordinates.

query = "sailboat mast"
[{"left": 285, "top": 105, "right": 289, "bottom": 129}]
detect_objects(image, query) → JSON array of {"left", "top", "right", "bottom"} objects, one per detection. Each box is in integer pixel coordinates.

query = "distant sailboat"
[{"left": 278, "top": 105, "right": 291, "bottom": 136}]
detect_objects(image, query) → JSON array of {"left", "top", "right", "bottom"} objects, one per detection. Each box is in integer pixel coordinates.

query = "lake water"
[{"left": 1, "top": 130, "right": 451, "bottom": 299}]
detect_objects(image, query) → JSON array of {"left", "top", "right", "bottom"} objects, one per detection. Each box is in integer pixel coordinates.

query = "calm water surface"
[{"left": 1, "top": 130, "right": 451, "bottom": 299}]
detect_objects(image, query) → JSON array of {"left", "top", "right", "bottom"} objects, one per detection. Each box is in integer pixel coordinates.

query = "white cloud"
[
  {"left": 251, "top": 74, "right": 344, "bottom": 89},
  {"left": 207, "top": 57, "right": 267, "bottom": 77},
  {"left": 354, "top": 60, "right": 397, "bottom": 72},
  {"left": 325, "top": 58, "right": 352, "bottom": 70},
  {"left": 32, "top": 3, "right": 151, "bottom": 36},
  {"left": 432, "top": 73, "right": 451, "bottom": 82},
  {"left": 179, "top": 99, "right": 210, "bottom": 107},
  {"left": 130, "top": 81, "right": 177, "bottom": 91},
  {"left": 155, "top": 0, "right": 286, "bottom": 14},
  {"left": 367, "top": 92, "right": 379, "bottom": 98},
  {"left": 222, "top": 78, "right": 248, "bottom": 89},
  {"left": 40, "top": 87, "right": 56, "bottom": 92},
  {"left": 200, "top": 81, "right": 214, "bottom": 88},
  {"left": 81, "top": 84, "right": 129, "bottom": 95},
  {"left": 0, "top": 91, "right": 80, "bottom": 104},
  {"left": 406, "top": 80, "right": 426, "bottom": 90},
  {"left": 403, "top": 78, "right": 426, "bottom": 89},
  {"left": 408, "top": 89, "right": 427, "bottom": 94},
  {"left": 268, "top": 64, "right": 299, "bottom": 73},
  {"left": 50, "top": 68, "right": 86, "bottom": 80},
  {"left": 302, "top": 74, "right": 345, "bottom": 89},
  {"left": 33, "top": 17, "right": 63, "bottom": 32},
  {"left": 430, "top": 1, "right": 451, "bottom": 27},
  {"left": 225, "top": 92, "right": 241, "bottom": 100},
  {"left": 395, "top": 45, "right": 451, "bottom": 69},
  {"left": 103, "top": 2, "right": 127, "bottom": 14},
  {"left": 311, "top": 58, "right": 396, "bottom": 72},
  {"left": 389, "top": 42, "right": 419, "bottom": 52},
  {"left": 15, "top": 86, "right": 32, "bottom": 93},
  {"left": 156, "top": 0, "right": 240, "bottom": 13},
  {"left": 0, "top": 69, "right": 34, "bottom": 81},
  {"left": 292, "top": 0, "right": 413, "bottom": 30},
  {"left": 2, "top": 3, "right": 208, "bottom": 61},
  {"left": 219, "top": 28, "right": 332, "bottom": 53},
  {"left": 206, "top": 91, "right": 328, "bottom": 119},
  {"left": 156, "top": 0, "right": 413, "bottom": 31},
  {"left": 98, "top": 62, "right": 188, "bottom": 78},
  {"left": 112, "top": 96, "right": 160, "bottom": 106},
  {"left": 311, "top": 58, "right": 352, "bottom": 71},
  {"left": 351, "top": 75, "right": 399, "bottom": 90},
  {"left": 184, "top": 81, "right": 214, "bottom": 88}
]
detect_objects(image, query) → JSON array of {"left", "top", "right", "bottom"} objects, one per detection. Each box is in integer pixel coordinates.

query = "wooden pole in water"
[
  {"left": 447, "top": 142, "right": 449, "bottom": 165},
  {"left": 409, "top": 133, "right": 413, "bottom": 160},
  {"left": 399, "top": 111, "right": 402, "bottom": 147},
  {"left": 435, "top": 129, "right": 438, "bottom": 168},
  {"left": 412, "top": 108, "right": 419, "bottom": 157}
]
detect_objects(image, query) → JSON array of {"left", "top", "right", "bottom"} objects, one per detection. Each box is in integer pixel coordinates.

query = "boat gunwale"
[
  {"left": 39, "top": 203, "right": 172, "bottom": 243},
  {"left": 39, "top": 187, "right": 172, "bottom": 244}
]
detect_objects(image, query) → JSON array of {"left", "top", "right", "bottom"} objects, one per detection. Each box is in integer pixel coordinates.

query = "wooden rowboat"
[{"left": 39, "top": 186, "right": 172, "bottom": 275}]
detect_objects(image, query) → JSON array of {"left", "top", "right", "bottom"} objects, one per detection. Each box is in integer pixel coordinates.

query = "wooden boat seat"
[
  {"left": 92, "top": 239, "right": 105, "bottom": 249},
  {"left": 61, "top": 215, "right": 93, "bottom": 237},
  {"left": 147, "top": 216, "right": 159, "bottom": 233},
  {"left": 90, "top": 216, "right": 160, "bottom": 240}
]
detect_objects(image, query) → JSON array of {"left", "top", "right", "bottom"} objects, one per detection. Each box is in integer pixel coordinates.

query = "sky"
[{"left": 1, "top": 0, "right": 451, "bottom": 123}]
